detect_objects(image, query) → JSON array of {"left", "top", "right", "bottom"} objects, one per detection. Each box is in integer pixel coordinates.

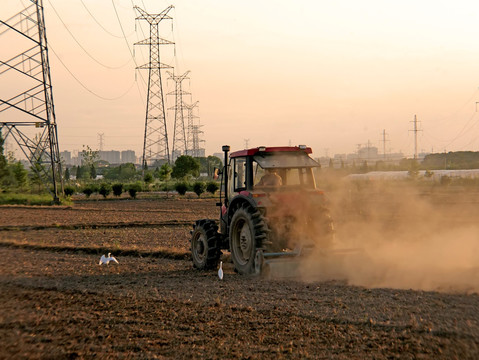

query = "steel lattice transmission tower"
[
  {"left": 0, "top": 0, "right": 62, "bottom": 201},
  {"left": 183, "top": 100, "right": 198, "bottom": 154},
  {"left": 183, "top": 101, "right": 204, "bottom": 157},
  {"left": 167, "top": 71, "right": 190, "bottom": 160},
  {"left": 134, "top": 5, "right": 174, "bottom": 167}
]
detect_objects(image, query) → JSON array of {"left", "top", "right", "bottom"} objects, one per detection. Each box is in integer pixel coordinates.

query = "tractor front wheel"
[{"left": 191, "top": 220, "right": 221, "bottom": 270}]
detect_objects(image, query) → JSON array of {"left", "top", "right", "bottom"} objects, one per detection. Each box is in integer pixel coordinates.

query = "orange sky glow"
[{"left": 3, "top": 0, "right": 479, "bottom": 159}]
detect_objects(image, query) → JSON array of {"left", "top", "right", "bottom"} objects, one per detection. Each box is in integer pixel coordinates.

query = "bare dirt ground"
[{"left": 1, "top": 188, "right": 479, "bottom": 359}]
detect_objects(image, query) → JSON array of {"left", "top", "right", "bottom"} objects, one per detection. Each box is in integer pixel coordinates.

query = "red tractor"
[{"left": 190, "top": 145, "right": 334, "bottom": 275}]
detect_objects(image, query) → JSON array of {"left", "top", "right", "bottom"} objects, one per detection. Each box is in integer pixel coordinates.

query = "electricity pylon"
[
  {"left": 167, "top": 70, "right": 190, "bottom": 160},
  {"left": 0, "top": 0, "right": 62, "bottom": 202},
  {"left": 183, "top": 101, "right": 198, "bottom": 154},
  {"left": 134, "top": 5, "right": 174, "bottom": 166},
  {"left": 183, "top": 101, "right": 205, "bottom": 157},
  {"left": 191, "top": 123, "right": 205, "bottom": 157}
]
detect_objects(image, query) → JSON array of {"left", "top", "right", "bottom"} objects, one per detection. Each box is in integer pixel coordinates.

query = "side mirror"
[{"left": 213, "top": 168, "right": 222, "bottom": 180}]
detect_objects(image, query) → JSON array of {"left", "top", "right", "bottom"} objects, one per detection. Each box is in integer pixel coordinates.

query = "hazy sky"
[{"left": 3, "top": 0, "right": 479, "bottom": 158}]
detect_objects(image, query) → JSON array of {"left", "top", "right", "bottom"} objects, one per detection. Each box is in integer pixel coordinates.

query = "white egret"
[
  {"left": 218, "top": 261, "right": 223, "bottom": 280},
  {"left": 99, "top": 253, "right": 119, "bottom": 265}
]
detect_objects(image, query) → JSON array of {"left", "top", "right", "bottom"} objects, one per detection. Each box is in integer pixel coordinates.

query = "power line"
[
  {"left": 80, "top": 0, "right": 134, "bottom": 39},
  {"left": 112, "top": 0, "right": 147, "bottom": 106},
  {"left": 432, "top": 88, "right": 479, "bottom": 127},
  {"left": 444, "top": 111, "right": 479, "bottom": 148},
  {"left": 49, "top": 44, "right": 136, "bottom": 100},
  {"left": 47, "top": 0, "right": 131, "bottom": 70},
  {"left": 130, "top": 0, "right": 148, "bottom": 65}
]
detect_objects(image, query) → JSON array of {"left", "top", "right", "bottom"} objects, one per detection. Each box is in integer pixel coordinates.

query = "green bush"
[
  {"left": 206, "top": 181, "right": 219, "bottom": 195},
  {"left": 144, "top": 172, "right": 153, "bottom": 184},
  {"left": 193, "top": 181, "right": 206, "bottom": 197},
  {"left": 112, "top": 183, "right": 123, "bottom": 197},
  {"left": 82, "top": 186, "right": 93, "bottom": 198},
  {"left": 127, "top": 182, "right": 142, "bottom": 199},
  {"left": 175, "top": 182, "right": 188, "bottom": 196},
  {"left": 99, "top": 183, "right": 112, "bottom": 198},
  {"left": 64, "top": 185, "right": 75, "bottom": 197}
]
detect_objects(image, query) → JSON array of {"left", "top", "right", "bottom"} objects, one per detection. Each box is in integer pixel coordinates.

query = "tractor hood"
[{"left": 253, "top": 153, "right": 320, "bottom": 169}]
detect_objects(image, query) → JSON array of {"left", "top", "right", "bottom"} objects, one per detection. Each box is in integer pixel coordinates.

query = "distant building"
[
  {"left": 60, "top": 150, "right": 71, "bottom": 165},
  {"left": 65, "top": 149, "right": 138, "bottom": 166},
  {"left": 358, "top": 146, "right": 378, "bottom": 160},
  {"left": 121, "top": 150, "right": 136, "bottom": 164},
  {"left": 99, "top": 150, "right": 120, "bottom": 164}
]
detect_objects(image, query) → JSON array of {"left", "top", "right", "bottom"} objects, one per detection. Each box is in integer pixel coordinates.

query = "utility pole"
[
  {"left": 409, "top": 115, "right": 422, "bottom": 159},
  {"left": 0, "top": 0, "right": 62, "bottom": 202},
  {"left": 381, "top": 129, "right": 389, "bottom": 159},
  {"left": 167, "top": 71, "right": 190, "bottom": 161},
  {"left": 244, "top": 139, "right": 250, "bottom": 149},
  {"left": 134, "top": 5, "right": 174, "bottom": 167}
]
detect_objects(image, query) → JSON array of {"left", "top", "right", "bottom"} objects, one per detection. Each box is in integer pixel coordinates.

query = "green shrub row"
[
  {"left": 174, "top": 181, "right": 219, "bottom": 197},
  {"left": 62, "top": 182, "right": 144, "bottom": 199},
  {"left": 62, "top": 180, "right": 220, "bottom": 199}
]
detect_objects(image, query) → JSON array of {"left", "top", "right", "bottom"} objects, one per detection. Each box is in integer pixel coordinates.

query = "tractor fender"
[{"left": 227, "top": 194, "right": 257, "bottom": 221}]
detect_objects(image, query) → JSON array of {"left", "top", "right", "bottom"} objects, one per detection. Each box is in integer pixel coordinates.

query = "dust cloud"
[{"left": 299, "top": 179, "right": 479, "bottom": 293}]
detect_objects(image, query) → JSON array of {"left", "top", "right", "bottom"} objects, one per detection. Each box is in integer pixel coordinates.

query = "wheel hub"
[
  {"left": 239, "top": 223, "right": 252, "bottom": 260},
  {"left": 194, "top": 234, "right": 206, "bottom": 261}
]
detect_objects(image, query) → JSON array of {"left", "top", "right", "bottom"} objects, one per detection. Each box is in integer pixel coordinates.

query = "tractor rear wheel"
[
  {"left": 229, "top": 205, "right": 268, "bottom": 275},
  {"left": 191, "top": 219, "right": 221, "bottom": 270}
]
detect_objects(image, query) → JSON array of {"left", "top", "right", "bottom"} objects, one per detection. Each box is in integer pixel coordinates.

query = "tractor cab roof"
[
  {"left": 230, "top": 146, "right": 320, "bottom": 169},
  {"left": 230, "top": 146, "right": 312, "bottom": 157}
]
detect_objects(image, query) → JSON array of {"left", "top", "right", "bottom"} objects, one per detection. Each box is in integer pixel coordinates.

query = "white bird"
[
  {"left": 218, "top": 261, "right": 223, "bottom": 280},
  {"left": 99, "top": 253, "right": 119, "bottom": 265}
]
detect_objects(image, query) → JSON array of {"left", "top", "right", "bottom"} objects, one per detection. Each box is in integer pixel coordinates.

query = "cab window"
[{"left": 233, "top": 157, "right": 246, "bottom": 191}]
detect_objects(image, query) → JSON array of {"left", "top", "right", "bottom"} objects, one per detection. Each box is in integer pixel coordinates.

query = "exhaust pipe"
[{"left": 222, "top": 145, "right": 230, "bottom": 207}]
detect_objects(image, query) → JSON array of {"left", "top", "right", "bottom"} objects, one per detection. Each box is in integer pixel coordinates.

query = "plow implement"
[{"left": 255, "top": 247, "right": 364, "bottom": 280}]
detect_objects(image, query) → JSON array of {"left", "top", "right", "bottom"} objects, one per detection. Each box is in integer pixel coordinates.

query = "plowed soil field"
[{"left": 1, "top": 192, "right": 479, "bottom": 359}]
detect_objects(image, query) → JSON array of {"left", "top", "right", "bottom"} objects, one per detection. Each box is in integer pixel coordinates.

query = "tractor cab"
[{"left": 227, "top": 146, "right": 320, "bottom": 197}]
